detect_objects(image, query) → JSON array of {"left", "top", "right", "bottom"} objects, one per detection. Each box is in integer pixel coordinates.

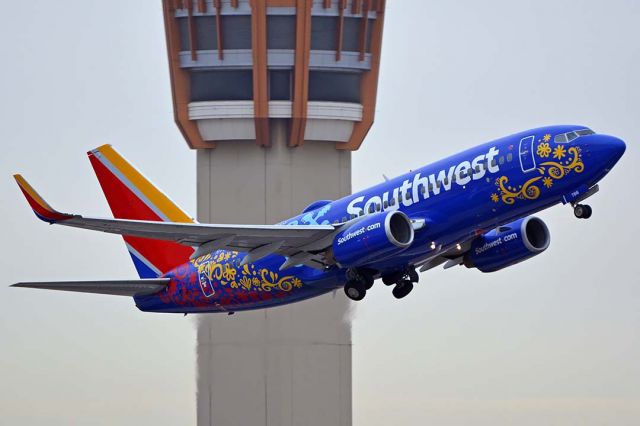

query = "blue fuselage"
[{"left": 135, "top": 125, "right": 626, "bottom": 313}]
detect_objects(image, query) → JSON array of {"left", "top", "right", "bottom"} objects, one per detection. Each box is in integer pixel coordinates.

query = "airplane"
[{"left": 12, "top": 125, "right": 625, "bottom": 314}]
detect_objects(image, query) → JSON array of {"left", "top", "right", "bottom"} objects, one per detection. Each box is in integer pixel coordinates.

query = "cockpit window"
[
  {"left": 554, "top": 133, "right": 568, "bottom": 143},
  {"left": 554, "top": 128, "right": 594, "bottom": 143},
  {"left": 575, "top": 129, "right": 595, "bottom": 136}
]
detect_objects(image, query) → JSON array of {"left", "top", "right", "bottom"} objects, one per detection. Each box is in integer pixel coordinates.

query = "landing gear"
[
  {"left": 344, "top": 269, "right": 374, "bottom": 301},
  {"left": 381, "top": 267, "right": 419, "bottom": 299},
  {"left": 344, "top": 280, "right": 366, "bottom": 301},
  {"left": 392, "top": 280, "right": 414, "bottom": 299},
  {"left": 574, "top": 204, "right": 592, "bottom": 219}
]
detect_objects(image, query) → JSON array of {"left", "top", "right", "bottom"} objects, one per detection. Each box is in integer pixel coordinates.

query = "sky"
[{"left": 1, "top": 0, "right": 639, "bottom": 425}]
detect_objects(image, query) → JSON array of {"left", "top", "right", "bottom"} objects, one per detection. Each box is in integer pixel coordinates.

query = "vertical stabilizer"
[{"left": 87, "top": 145, "right": 195, "bottom": 278}]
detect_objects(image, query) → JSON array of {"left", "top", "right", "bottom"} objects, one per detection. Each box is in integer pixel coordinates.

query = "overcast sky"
[{"left": 1, "top": 1, "right": 638, "bottom": 425}]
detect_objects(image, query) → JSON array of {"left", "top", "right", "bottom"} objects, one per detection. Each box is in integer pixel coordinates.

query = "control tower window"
[
  {"left": 268, "top": 15, "right": 296, "bottom": 49},
  {"left": 311, "top": 17, "right": 338, "bottom": 51},
  {"left": 178, "top": 18, "right": 190, "bottom": 51},
  {"left": 221, "top": 15, "right": 252, "bottom": 50},
  {"left": 196, "top": 17, "right": 218, "bottom": 50},
  {"left": 269, "top": 70, "right": 292, "bottom": 101},
  {"left": 308, "top": 71, "right": 361, "bottom": 103},
  {"left": 190, "top": 70, "right": 253, "bottom": 102},
  {"left": 342, "top": 18, "right": 374, "bottom": 52}
]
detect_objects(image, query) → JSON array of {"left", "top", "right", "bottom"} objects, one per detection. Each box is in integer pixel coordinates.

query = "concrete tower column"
[
  {"left": 161, "top": 1, "right": 386, "bottom": 424},
  {"left": 197, "top": 122, "right": 353, "bottom": 426}
]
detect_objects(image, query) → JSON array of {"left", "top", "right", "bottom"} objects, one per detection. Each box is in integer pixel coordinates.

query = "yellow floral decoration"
[
  {"left": 537, "top": 142, "right": 552, "bottom": 158},
  {"left": 192, "top": 251, "right": 304, "bottom": 293},
  {"left": 493, "top": 140, "right": 584, "bottom": 205}
]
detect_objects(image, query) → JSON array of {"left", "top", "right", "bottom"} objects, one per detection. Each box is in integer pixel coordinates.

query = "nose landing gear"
[{"left": 574, "top": 204, "right": 592, "bottom": 219}]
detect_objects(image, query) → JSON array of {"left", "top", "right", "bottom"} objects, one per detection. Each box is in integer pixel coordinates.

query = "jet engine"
[
  {"left": 332, "top": 210, "right": 414, "bottom": 268},
  {"left": 464, "top": 216, "right": 550, "bottom": 272}
]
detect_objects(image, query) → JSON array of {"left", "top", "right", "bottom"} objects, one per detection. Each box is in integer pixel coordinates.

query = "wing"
[
  {"left": 14, "top": 175, "right": 337, "bottom": 269},
  {"left": 11, "top": 279, "right": 170, "bottom": 296}
]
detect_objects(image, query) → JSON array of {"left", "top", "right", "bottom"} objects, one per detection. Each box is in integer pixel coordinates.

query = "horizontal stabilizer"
[{"left": 11, "top": 279, "right": 170, "bottom": 297}]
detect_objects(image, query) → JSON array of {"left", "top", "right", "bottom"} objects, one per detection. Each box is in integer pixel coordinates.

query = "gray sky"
[{"left": 1, "top": 1, "right": 639, "bottom": 425}]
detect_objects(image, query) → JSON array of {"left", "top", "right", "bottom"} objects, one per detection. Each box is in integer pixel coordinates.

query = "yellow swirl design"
[
  {"left": 192, "top": 251, "right": 301, "bottom": 293},
  {"left": 497, "top": 175, "right": 543, "bottom": 205},
  {"left": 493, "top": 144, "right": 585, "bottom": 205}
]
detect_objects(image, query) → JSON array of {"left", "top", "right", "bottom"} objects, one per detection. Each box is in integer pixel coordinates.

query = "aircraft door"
[{"left": 519, "top": 135, "right": 536, "bottom": 172}]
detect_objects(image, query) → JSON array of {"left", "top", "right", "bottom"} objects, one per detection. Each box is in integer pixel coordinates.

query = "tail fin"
[{"left": 87, "top": 145, "right": 195, "bottom": 278}]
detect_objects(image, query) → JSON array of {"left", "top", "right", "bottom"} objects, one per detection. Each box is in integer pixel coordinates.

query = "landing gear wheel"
[
  {"left": 361, "top": 271, "right": 375, "bottom": 290},
  {"left": 574, "top": 204, "right": 592, "bottom": 219},
  {"left": 392, "top": 280, "right": 414, "bottom": 299},
  {"left": 344, "top": 280, "right": 367, "bottom": 301},
  {"left": 382, "top": 271, "right": 404, "bottom": 286}
]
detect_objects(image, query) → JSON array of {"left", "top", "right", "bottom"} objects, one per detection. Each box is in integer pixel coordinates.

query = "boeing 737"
[{"left": 12, "top": 125, "right": 626, "bottom": 313}]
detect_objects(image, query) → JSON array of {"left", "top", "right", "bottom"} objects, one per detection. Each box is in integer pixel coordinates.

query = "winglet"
[{"left": 13, "top": 174, "right": 74, "bottom": 223}]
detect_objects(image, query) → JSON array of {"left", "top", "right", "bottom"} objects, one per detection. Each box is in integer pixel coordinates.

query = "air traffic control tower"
[{"left": 162, "top": 1, "right": 386, "bottom": 425}]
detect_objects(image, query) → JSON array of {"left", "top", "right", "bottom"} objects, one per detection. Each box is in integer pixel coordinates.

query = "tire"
[
  {"left": 392, "top": 280, "right": 414, "bottom": 299},
  {"left": 382, "top": 271, "right": 404, "bottom": 286},
  {"left": 574, "top": 205, "right": 585, "bottom": 219},
  {"left": 344, "top": 280, "right": 366, "bottom": 301},
  {"left": 361, "top": 271, "right": 375, "bottom": 290},
  {"left": 583, "top": 205, "right": 593, "bottom": 219}
]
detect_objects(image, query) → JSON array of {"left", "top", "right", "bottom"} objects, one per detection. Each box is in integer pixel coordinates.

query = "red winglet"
[{"left": 13, "top": 175, "right": 74, "bottom": 223}]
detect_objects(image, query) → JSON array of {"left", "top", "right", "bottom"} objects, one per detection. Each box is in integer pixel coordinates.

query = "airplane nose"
[
  {"left": 605, "top": 135, "right": 626, "bottom": 164},
  {"left": 588, "top": 135, "right": 626, "bottom": 167}
]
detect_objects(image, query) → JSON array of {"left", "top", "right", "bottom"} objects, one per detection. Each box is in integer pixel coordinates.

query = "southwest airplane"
[{"left": 13, "top": 125, "right": 625, "bottom": 314}]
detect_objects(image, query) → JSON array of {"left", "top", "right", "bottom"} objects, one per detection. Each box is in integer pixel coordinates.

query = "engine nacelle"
[
  {"left": 464, "top": 216, "right": 550, "bottom": 272},
  {"left": 332, "top": 211, "right": 414, "bottom": 268}
]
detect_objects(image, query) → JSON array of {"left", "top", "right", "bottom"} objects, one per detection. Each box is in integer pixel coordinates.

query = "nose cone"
[
  {"left": 589, "top": 135, "right": 626, "bottom": 168},
  {"left": 604, "top": 135, "right": 626, "bottom": 166}
]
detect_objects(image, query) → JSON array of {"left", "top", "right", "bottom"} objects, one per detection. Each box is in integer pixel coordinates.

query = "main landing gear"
[
  {"left": 343, "top": 269, "right": 374, "bottom": 301},
  {"left": 343, "top": 267, "right": 420, "bottom": 301},
  {"left": 573, "top": 203, "right": 592, "bottom": 219},
  {"left": 382, "top": 267, "right": 419, "bottom": 300}
]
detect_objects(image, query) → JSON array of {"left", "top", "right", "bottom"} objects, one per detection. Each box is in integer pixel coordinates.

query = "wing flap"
[{"left": 11, "top": 279, "right": 170, "bottom": 297}]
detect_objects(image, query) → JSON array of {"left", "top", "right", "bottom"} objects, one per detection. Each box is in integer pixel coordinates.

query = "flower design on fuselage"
[
  {"left": 192, "top": 251, "right": 303, "bottom": 297},
  {"left": 493, "top": 136, "right": 584, "bottom": 205},
  {"left": 537, "top": 142, "right": 552, "bottom": 158}
]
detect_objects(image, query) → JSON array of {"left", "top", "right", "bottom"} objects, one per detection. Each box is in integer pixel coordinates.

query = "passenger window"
[
  {"left": 443, "top": 177, "right": 449, "bottom": 185},
  {"left": 405, "top": 192, "right": 410, "bottom": 200},
  {"left": 342, "top": 216, "right": 347, "bottom": 222},
  {"left": 420, "top": 185, "right": 426, "bottom": 194},
  {"left": 507, "top": 153, "right": 513, "bottom": 162},
  {"left": 368, "top": 204, "right": 375, "bottom": 214},
  {"left": 390, "top": 197, "right": 395, "bottom": 206},
  {"left": 428, "top": 183, "right": 433, "bottom": 191},
  {"left": 499, "top": 156, "right": 505, "bottom": 165},
  {"left": 452, "top": 175, "right": 457, "bottom": 182},
  {"left": 383, "top": 200, "right": 388, "bottom": 209},
  {"left": 376, "top": 204, "right": 381, "bottom": 212},
  {"left": 491, "top": 159, "right": 497, "bottom": 167}
]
